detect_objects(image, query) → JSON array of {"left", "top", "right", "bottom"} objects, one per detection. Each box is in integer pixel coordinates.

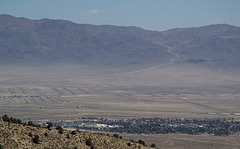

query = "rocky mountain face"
[
  {"left": 0, "top": 14, "right": 240, "bottom": 69},
  {"left": 0, "top": 118, "right": 153, "bottom": 149}
]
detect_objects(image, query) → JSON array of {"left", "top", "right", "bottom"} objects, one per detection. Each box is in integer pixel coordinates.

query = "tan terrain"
[{"left": 0, "top": 118, "right": 153, "bottom": 149}]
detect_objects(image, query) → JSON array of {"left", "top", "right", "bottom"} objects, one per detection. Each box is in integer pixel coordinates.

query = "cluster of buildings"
[{"left": 48, "top": 117, "right": 240, "bottom": 136}]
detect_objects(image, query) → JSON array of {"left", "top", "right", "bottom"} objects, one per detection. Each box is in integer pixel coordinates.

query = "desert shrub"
[
  {"left": 2, "top": 115, "right": 22, "bottom": 124},
  {"left": 2, "top": 114, "right": 10, "bottom": 122},
  {"left": 127, "top": 142, "right": 131, "bottom": 146},
  {"left": 32, "top": 135, "right": 39, "bottom": 144},
  {"left": 0, "top": 144, "right": 3, "bottom": 149},
  {"left": 71, "top": 130, "right": 76, "bottom": 135},
  {"left": 151, "top": 143, "right": 156, "bottom": 148},
  {"left": 113, "top": 134, "right": 119, "bottom": 138},
  {"left": 76, "top": 129, "right": 80, "bottom": 133},
  {"left": 138, "top": 139, "right": 145, "bottom": 146},
  {"left": 28, "top": 132, "right": 32, "bottom": 137},
  {"left": 85, "top": 138, "right": 92, "bottom": 146},
  {"left": 55, "top": 125, "right": 62, "bottom": 130},
  {"left": 58, "top": 129, "right": 63, "bottom": 134},
  {"left": 16, "top": 118, "right": 22, "bottom": 124},
  {"left": 47, "top": 122, "right": 53, "bottom": 129},
  {"left": 56, "top": 126, "right": 63, "bottom": 134},
  {"left": 66, "top": 134, "right": 70, "bottom": 139},
  {"left": 44, "top": 132, "right": 48, "bottom": 137}
]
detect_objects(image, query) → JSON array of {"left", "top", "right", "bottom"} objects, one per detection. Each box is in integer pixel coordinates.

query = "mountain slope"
[
  {"left": 0, "top": 14, "right": 171, "bottom": 66},
  {"left": 0, "top": 118, "right": 153, "bottom": 149},
  {"left": 158, "top": 24, "right": 240, "bottom": 69},
  {"left": 0, "top": 14, "right": 240, "bottom": 70}
]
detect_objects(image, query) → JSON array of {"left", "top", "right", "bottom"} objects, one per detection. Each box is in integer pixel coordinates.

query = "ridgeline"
[{"left": 0, "top": 115, "right": 155, "bottom": 149}]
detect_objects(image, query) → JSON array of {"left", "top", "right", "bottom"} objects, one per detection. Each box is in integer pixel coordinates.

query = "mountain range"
[{"left": 1, "top": 14, "right": 240, "bottom": 69}]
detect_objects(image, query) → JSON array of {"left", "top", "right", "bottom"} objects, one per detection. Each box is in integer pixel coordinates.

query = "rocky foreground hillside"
[{"left": 0, "top": 118, "right": 154, "bottom": 149}]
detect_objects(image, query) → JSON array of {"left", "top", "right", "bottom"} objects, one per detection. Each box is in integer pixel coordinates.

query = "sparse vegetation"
[
  {"left": 1, "top": 117, "right": 153, "bottom": 148},
  {"left": 85, "top": 138, "right": 93, "bottom": 146},
  {"left": 55, "top": 125, "right": 62, "bottom": 130},
  {"left": 66, "top": 134, "right": 70, "bottom": 139},
  {"left": 71, "top": 130, "right": 76, "bottom": 135},
  {"left": 2, "top": 114, "right": 22, "bottom": 124},
  {"left": 44, "top": 132, "right": 48, "bottom": 137},
  {"left": 151, "top": 143, "right": 156, "bottom": 148},
  {"left": 138, "top": 139, "right": 145, "bottom": 146},
  {"left": 56, "top": 126, "right": 63, "bottom": 134},
  {"left": 32, "top": 135, "right": 39, "bottom": 144},
  {"left": 2, "top": 115, "right": 240, "bottom": 149},
  {"left": 28, "top": 132, "right": 32, "bottom": 137},
  {"left": 47, "top": 122, "right": 53, "bottom": 129},
  {"left": 113, "top": 134, "right": 119, "bottom": 138},
  {"left": 58, "top": 129, "right": 63, "bottom": 134}
]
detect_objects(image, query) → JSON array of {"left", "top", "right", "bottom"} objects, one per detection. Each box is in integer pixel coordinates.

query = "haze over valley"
[
  {"left": 1, "top": 14, "right": 240, "bottom": 87},
  {"left": 1, "top": 14, "right": 240, "bottom": 149}
]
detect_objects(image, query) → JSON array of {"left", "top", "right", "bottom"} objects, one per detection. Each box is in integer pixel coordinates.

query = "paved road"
[
  {"left": 96, "top": 41, "right": 181, "bottom": 80},
  {"left": 120, "top": 41, "right": 180, "bottom": 75}
]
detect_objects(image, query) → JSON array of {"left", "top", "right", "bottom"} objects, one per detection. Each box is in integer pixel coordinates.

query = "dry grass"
[{"left": 0, "top": 119, "right": 153, "bottom": 149}]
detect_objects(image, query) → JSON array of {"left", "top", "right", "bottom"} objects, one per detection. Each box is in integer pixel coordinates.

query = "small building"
[{"left": 234, "top": 113, "right": 240, "bottom": 116}]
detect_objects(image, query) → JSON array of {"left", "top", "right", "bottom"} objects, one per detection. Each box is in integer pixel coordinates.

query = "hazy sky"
[{"left": 1, "top": 0, "right": 240, "bottom": 31}]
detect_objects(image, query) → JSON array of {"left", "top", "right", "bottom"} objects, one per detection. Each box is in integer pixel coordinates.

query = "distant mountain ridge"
[
  {"left": 0, "top": 14, "right": 240, "bottom": 69},
  {"left": 158, "top": 23, "right": 240, "bottom": 68},
  {"left": 0, "top": 14, "right": 170, "bottom": 66}
]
